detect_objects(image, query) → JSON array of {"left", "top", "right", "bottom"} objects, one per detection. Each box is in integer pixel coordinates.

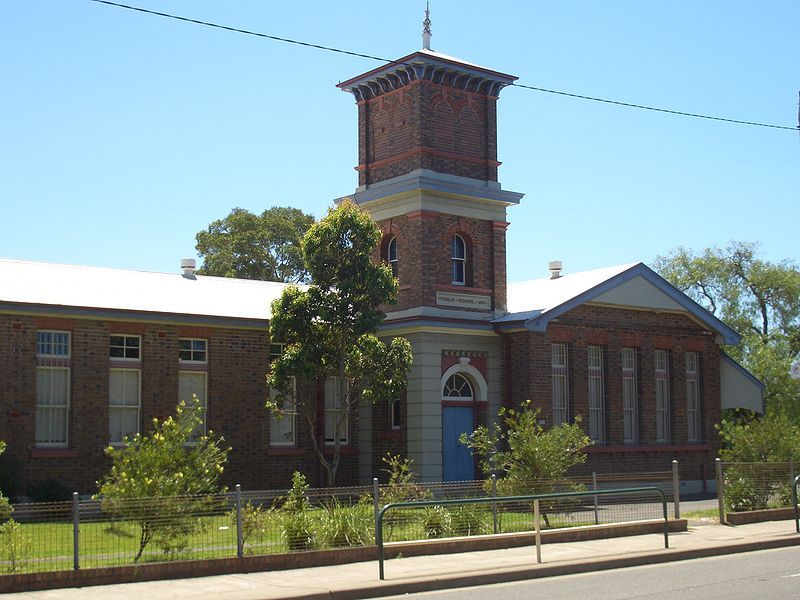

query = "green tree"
[
  {"left": 96, "top": 398, "right": 230, "bottom": 562},
  {"left": 461, "top": 402, "right": 590, "bottom": 502},
  {"left": 195, "top": 206, "right": 315, "bottom": 282},
  {"left": 718, "top": 412, "right": 800, "bottom": 511},
  {"left": 654, "top": 241, "right": 800, "bottom": 418},
  {"left": 267, "top": 200, "right": 413, "bottom": 486}
]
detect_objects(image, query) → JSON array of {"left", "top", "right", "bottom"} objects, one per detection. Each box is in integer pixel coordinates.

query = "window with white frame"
[
  {"left": 387, "top": 236, "right": 398, "bottom": 278},
  {"left": 451, "top": 234, "right": 466, "bottom": 285},
  {"left": 268, "top": 343, "right": 297, "bottom": 446},
  {"left": 551, "top": 343, "right": 569, "bottom": 426},
  {"left": 36, "top": 331, "right": 70, "bottom": 447},
  {"left": 621, "top": 347, "right": 639, "bottom": 444},
  {"left": 442, "top": 373, "right": 473, "bottom": 399},
  {"left": 655, "top": 349, "right": 671, "bottom": 443},
  {"left": 324, "top": 377, "right": 349, "bottom": 444},
  {"left": 179, "top": 338, "right": 207, "bottom": 363},
  {"left": 110, "top": 335, "right": 140, "bottom": 360},
  {"left": 109, "top": 369, "right": 140, "bottom": 443},
  {"left": 587, "top": 345, "right": 605, "bottom": 444},
  {"left": 179, "top": 371, "right": 207, "bottom": 441},
  {"left": 269, "top": 379, "right": 297, "bottom": 446},
  {"left": 686, "top": 352, "right": 701, "bottom": 443},
  {"left": 390, "top": 399, "right": 401, "bottom": 430}
]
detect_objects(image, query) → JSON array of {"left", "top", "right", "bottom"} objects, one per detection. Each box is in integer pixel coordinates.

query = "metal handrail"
[
  {"left": 793, "top": 474, "right": 800, "bottom": 534},
  {"left": 376, "top": 485, "right": 669, "bottom": 580}
]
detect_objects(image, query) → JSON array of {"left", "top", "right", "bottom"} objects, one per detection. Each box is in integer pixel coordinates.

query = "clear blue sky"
[{"left": 2, "top": 1, "right": 798, "bottom": 283}]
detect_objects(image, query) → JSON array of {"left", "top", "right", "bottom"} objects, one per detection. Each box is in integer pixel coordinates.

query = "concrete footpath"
[{"left": 4, "top": 520, "right": 799, "bottom": 600}]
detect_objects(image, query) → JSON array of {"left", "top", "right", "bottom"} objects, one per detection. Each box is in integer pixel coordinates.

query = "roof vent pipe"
[
  {"left": 548, "top": 260, "right": 563, "bottom": 279},
  {"left": 181, "top": 258, "right": 197, "bottom": 279}
]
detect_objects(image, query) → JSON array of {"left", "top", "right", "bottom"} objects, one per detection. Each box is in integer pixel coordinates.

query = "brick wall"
[
  {"left": 0, "top": 314, "right": 357, "bottom": 497},
  {"left": 376, "top": 212, "right": 507, "bottom": 313},
  {"left": 357, "top": 81, "right": 499, "bottom": 185},
  {"left": 501, "top": 304, "right": 723, "bottom": 479}
]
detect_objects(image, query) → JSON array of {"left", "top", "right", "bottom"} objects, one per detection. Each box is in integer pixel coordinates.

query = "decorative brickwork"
[{"left": 357, "top": 81, "right": 499, "bottom": 185}]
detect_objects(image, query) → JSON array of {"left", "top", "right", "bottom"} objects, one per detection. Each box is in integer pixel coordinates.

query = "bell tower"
[{"left": 337, "top": 13, "right": 523, "bottom": 482}]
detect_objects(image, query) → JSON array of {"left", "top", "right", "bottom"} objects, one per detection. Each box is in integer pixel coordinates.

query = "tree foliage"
[
  {"left": 654, "top": 241, "right": 800, "bottom": 418},
  {"left": 195, "top": 206, "right": 315, "bottom": 282},
  {"left": 461, "top": 402, "right": 590, "bottom": 495},
  {"left": 96, "top": 398, "right": 230, "bottom": 561},
  {"left": 267, "top": 200, "right": 413, "bottom": 486},
  {"left": 718, "top": 413, "right": 800, "bottom": 512}
]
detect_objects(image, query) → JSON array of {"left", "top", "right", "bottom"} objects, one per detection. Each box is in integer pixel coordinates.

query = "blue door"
[{"left": 442, "top": 406, "right": 475, "bottom": 481}]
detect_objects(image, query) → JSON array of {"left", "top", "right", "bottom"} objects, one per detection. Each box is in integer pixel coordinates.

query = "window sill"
[
  {"left": 267, "top": 447, "right": 304, "bottom": 456},
  {"left": 585, "top": 443, "right": 710, "bottom": 454},
  {"left": 31, "top": 448, "right": 78, "bottom": 458}
]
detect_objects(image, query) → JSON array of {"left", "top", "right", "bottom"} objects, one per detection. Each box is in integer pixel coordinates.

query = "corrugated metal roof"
[
  {"left": 503, "top": 263, "right": 638, "bottom": 321},
  {"left": 0, "top": 258, "right": 291, "bottom": 321}
]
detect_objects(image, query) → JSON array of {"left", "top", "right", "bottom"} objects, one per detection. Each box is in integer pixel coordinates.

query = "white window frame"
[
  {"left": 442, "top": 373, "right": 474, "bottom": 399},
  {"left": 387, "top": 236, "right": 398, "bottom": 278},
  {"left": 179, "top": 370, "right": 208, "bottom": 442},
  {"left": 686, "top": 352, "right": 701, "bottom": 443},
  {"left": 655, "top": 349, "right": 671, "bottom": 443},
  {"left": 269, "top": 378, "right": 297, "bottom": 447},
  {"left": 621, "top": 347, "right": 639, "bottom": 444},
  {"left": 324, "top": 377, "right": 349, "bottom": 445},
  {"left": 109, "top": 368, "right": 141, "bottom": 444},
  {"left": 110, "top": 334, "right": 141, "bottom": 361},
  {"left": 451, "top": 234, "right": 466, "bottom": 286},
  {"left": 36, "top": 330, "right": 71, "bottom": 448},
  {"left": 587, "top": 345, "right": 605, "bottom": 444},
  {"left": 551, "top": 342, "right": 569, "bottom": 426},
  {"left": 390, "top": 399, "right": 401, "bottom": 431},
  {"left": 178, "top": 338, "right": 208, "bottom": 364}
]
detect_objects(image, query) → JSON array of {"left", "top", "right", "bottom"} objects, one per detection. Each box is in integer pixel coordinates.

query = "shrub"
[
  {"left": 281, "top": 472, "right": 315, "bottom": 551},
  {"left": 0, "top": 519, "right": 29, "bottom": 574},
  {"left": 96, "top": 398, "right": 229, "bottom": 562},
  {"left": 449, "top": 505, "right": 489, "bottom": 537},
  {"left": 422, "top": 506, "right": 451, "bottom": 539},
  {"left": 316, "top": 497, "right": 373, "bottom": 548},
  {"left": 237, "top": 501, "right": 276, "bottom": 552}
]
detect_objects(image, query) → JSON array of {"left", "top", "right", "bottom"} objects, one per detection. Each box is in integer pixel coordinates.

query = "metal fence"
[
  {"left": 717, "top": 460, "right": 798, "bottom": 516},
  {"left": 0, "top": 470, "right": 677, "bottom": 576}
]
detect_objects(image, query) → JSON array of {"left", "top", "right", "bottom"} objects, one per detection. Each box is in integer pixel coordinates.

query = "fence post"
[
  {"left": 235, "top": 484, "right": 243, "bottom": 559},
  {"left": 72, "top": 492, "right": 80, "bottom": 571},
  {"left": 672, "top": 460, "right": 680, "bottom": 519},
  {"left": 373, "top": 477, "right": 380, "bottom": 544},
  {"left": 592, "top": 471, "right": 599, "bottom": 525},
  {"left": 491, "top": 473, "right": 498, "bottom": 534},
  {"left": 533, "top": 498, "right": 542, "bottom": 564},
  {"left": 716, "top": 458, "right": 725, "bottom": 525}
]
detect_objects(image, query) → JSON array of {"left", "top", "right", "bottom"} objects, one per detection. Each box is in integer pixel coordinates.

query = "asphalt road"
[{"left": 384, "top": 546, "right": 800, "bottom": 600}]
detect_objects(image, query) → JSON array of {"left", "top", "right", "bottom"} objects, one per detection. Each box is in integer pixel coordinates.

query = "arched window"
[
  {"left": 442, "top": 373, "right": 473, "bottom": 399},
  {"left": 451, "top": 235, "right": 466, "bottom": 285},
  {"left": 387, "top": 236, "right": 398, "bottom": 278}
]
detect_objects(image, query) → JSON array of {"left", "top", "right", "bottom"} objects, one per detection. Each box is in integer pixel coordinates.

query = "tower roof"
[{"left": 337, "top": 50, "right": 518, "bottom": 102}]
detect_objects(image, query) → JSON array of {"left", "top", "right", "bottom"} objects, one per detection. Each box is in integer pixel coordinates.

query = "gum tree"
[{"left": 267, "top": 200, "right": 412, "bottom": 486}]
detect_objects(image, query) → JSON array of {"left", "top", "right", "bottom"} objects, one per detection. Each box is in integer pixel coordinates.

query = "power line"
[{"left": 90, "top": 0, "right": 798, "bottom": 132}]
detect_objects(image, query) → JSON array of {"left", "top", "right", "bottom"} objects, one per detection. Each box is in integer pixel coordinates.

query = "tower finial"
[{"left": 422, "top": 2, "right": 432, "bottom": 50}]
